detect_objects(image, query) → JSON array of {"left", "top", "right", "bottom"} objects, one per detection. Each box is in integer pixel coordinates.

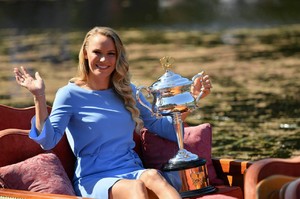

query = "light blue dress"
[{"left": 29, "top": 82, "right": 177, "bottom": 198}]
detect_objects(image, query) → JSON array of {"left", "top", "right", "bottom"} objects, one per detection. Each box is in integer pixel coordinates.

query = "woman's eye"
[
  {"left": 93, "top": 51, "right": 101, "bottom": 55},
  {"left": 108, "top": 52, "right": 116, "bottom": 56}
]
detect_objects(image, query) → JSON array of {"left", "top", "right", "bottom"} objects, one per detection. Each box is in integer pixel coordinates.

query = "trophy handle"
[
  {"left": 136, "top": 86, "right": 157, "bottom": 116},
  {"left": 192, "top": 72, "right": 205, "bottom": 104}
]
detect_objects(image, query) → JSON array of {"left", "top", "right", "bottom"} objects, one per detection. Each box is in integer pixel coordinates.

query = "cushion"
[
  {"left": 140, "top": 123, "right": 223, "bottom": 185},
  {"left": 195, "top": 185, "right": 243, "bottom": 198},
  {"left": 0, "top": 152, "right": 75, "bottom": 195}
]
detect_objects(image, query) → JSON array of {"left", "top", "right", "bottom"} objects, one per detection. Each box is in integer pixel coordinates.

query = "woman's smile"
[{"left": 96, "top": 64, "right": 110, "bottom": 70}]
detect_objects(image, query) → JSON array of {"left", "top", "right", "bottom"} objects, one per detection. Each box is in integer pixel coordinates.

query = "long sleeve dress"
[{"left": 29, "top": 82, "right": 177, "bottom": 199}]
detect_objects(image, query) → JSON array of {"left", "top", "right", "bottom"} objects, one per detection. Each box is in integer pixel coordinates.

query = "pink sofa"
[{"left": 0, "top": 104, "right": 251, "bottom": 199}]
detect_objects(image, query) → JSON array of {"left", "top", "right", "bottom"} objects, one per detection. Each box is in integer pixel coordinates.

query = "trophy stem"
[
  {"left": 172, "top": 112, "right": 185, "bottom": 150},
  {"left": 164, "top": 112, "right": 199, "bottom": 167}
]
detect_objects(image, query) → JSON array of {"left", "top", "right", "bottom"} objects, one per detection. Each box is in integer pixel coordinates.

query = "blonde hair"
[{"left": 72, "top": 26, "right": 143, "bottom": 131}]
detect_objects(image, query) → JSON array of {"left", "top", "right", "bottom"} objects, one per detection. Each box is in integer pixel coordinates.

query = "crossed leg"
[{"left": 109, "top": 169, "right": 181, "bottom": 199}]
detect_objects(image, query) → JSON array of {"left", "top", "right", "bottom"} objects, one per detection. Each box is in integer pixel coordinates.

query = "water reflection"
[{"left": 0, "top": 0, "right": 299, "bottom": 30}]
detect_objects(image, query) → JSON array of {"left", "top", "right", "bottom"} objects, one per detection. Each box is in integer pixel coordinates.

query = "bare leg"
[
  {"left": 110, "top": 179, "right": 149, "bottom": 199},
  {"left": 140, "top": 169, "right": 181, "bottom": 199}
]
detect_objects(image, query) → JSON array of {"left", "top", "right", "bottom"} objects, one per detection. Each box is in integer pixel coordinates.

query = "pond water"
[{"left": 0, "top": 0, "right": 299, "bottom": 30}]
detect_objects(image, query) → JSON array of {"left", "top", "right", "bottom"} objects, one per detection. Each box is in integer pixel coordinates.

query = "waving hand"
[{"left": 14, "top": 66, "right": 45, "bottom": 97}]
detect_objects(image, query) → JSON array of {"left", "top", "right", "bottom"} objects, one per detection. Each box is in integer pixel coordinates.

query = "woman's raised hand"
[
  {"left": 192, "top": 71, "right": 212, "bottom": 100},
  {"left": 14, "top": 66, "right": 45, "bottom": 97}
]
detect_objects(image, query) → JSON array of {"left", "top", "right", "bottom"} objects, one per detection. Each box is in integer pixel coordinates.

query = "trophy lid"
[{"left": 151, "top": 57, "right": 192, "bottom": 90}]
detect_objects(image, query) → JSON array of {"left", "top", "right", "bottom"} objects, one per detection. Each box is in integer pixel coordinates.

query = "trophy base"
[
  {"left": 163, "top": 158, "right": 216, "bottom": 198},
  {"left": 165, "top": 149, "right": 200, "bottom": 169},
  {"left": 180, "top": 185, "right": 217, "bottom": 198},
  {"left": 163, "top": 157, "right": 206, "bottom": 171}
]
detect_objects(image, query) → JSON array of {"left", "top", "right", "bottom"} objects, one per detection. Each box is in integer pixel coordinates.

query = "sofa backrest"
[{"left": 0, "top": 105, "right": 39, "bottom": 130}]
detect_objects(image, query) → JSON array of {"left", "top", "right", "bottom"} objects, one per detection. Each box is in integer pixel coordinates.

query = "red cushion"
[
  {"left": 140, "top": 123, "right": 223, "bottom": 185},
  {"left": 0, "top": 153, "right": 75, "bottom": 195},
  {"left": 191, "top": 185, "right": 243, "bottom": 199}
]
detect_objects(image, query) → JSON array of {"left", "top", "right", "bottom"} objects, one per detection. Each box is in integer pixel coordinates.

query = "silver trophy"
[{"left": 136, "top": 57, "right": 216, "bottom": 198}]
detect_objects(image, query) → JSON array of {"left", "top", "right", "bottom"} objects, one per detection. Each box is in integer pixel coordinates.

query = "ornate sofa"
[
  {"left": 244, "top": 156, "right": 300, "bottom": 199},
  {"left": 0, "top": 104, "right": 251, "bottom": 199}
]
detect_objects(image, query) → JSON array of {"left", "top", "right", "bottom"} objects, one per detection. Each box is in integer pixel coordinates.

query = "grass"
[{"left": 0, "top": 24, "right": 299, "bottom": 160}]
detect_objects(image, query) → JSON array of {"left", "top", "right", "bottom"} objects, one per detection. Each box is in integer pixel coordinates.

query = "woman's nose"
[{"left": 100, "top": 55, "right": 106, "bottom": 62}]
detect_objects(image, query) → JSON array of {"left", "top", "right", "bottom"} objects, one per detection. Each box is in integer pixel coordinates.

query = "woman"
[{"left": 14, "top": 27, "right": 212, "bottom": 199}]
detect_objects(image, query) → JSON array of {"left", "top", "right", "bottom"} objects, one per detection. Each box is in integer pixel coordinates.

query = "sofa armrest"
[
  {"left": 0, "top": 188, "right": 91, "bottom": 199},
  {"left": 244, "top": 156, "right": 300, "bottom": 199},
  {"left": 212, "top": 157, "right": 252, "bottom": 189}
]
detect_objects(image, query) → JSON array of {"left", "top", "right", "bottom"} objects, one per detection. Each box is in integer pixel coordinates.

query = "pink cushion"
[
  {"left": 194, "top": 185, "right": 243, "bottom": 199},
  {"left": 0, "top": 152, "right": 75, "bottom": 195},
  {"left": 140, "top": 123, "right": 223, "bottom": 185}
]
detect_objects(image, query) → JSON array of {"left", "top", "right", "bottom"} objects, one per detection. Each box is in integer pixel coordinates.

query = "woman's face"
[{"left": 84, "top": 34, "right": 117, "bottom": 82}]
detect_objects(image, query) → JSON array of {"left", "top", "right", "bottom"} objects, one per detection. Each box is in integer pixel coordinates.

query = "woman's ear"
[{"left": 83, "top": 49, "right": 88, "bottom": 59}]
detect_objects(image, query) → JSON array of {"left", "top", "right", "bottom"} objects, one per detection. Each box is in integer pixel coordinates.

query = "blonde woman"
[{"left": 14, "top": 27, "right": 212, "bottom": 199}]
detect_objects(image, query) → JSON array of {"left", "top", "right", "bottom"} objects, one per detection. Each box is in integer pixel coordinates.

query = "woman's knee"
[
  {"left": 143, "top": 169, "right": 160, "bottom": 178},
  {"left": 111, "top": 179, "right": 148, "bottom": 199},
  {"left": 141, "top": 169, "right": 167, "bottom": 184},
  {"left": 140, "top": 169, "right": 181, "bottom": 198}
]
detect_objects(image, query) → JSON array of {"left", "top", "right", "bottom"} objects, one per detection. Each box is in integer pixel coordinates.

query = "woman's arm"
[
  {"left": 33, "top": 94, "right": 48, "bottom": 133},
  {"left": 14, "top": 66, "right": 48, "bottom": 133}
]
